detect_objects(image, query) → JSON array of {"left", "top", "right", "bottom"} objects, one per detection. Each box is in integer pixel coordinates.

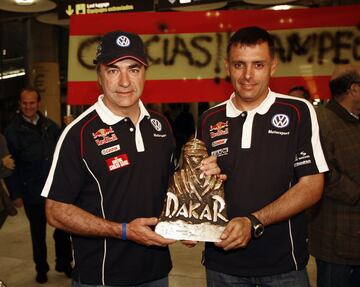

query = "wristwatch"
[{"left": 246, "top": 214, "right": 264, "bottom": 238}]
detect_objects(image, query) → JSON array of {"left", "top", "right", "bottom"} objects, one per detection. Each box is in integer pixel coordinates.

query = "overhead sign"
[
  {"left": 67, "top": 5, "right": 360, "bottom": 105},
  {"left": 58, "top": 0, "right": 154, "bottom": 19}
]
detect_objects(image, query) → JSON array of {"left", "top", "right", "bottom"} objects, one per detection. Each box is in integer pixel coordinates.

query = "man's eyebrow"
[
  {"left": 105, "top": 63, "right": 118, "bottom": 69},
  {"left": 129, "top": 63, "right": 141, "bottom": 69}
]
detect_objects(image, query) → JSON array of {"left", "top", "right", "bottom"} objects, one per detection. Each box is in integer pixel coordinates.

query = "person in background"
[
  {"left": 199, "top": 26, "right": 328, "bottom": 287},
  {"left": 289, "top": 85, "right": 311, "bottom": 101},
  {"left": 42, "top": 30, "right": 222, "bottom": 287},
  {"left": 4, "top": 88, "right": 73, "bottom": 283},
  {"left": 308, "top": 64, "right": 360, "bottom": 287},
  {"left": 0, "top": 133, "right": 15, "bottom": 287},
  {"left": 0, "top": 132, "right": 16, "bottom": 225}
]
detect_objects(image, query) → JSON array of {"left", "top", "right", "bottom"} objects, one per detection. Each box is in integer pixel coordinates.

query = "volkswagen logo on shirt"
[
  {"left": 150, "top": 119, "right": 162, "bottom": 131},
  {"left": 271, "top": 114, "right": 290, "bottom": 128}
]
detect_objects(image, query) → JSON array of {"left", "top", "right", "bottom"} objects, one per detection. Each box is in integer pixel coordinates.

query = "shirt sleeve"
[
  {"left": 42, "top": 126, "right": 85, "bottom": 204},
  {"left": 293, "top": 102, "right": 328, "bottom": 179}
]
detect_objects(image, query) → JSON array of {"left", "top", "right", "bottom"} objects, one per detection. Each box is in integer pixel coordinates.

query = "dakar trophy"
[{"left": 155, "top": 138, "right": 228, "bottom": 242}]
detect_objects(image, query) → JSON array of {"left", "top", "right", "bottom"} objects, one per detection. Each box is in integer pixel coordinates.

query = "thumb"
[{"left": 141, "top": 217, "right": 159, "bottom": 227}]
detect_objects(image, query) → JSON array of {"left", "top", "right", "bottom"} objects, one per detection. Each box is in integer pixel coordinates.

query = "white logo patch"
[
  {"left": 272, "top": 114, "right": 289, "bottom": 128},
  {"left": 211, "top": 147, "right": 229, "bottom": 157},
  {"left": 151, "top": 119, "right": 162, "bottom": 131},
  {"left": 101, "top": 144, "right": 120, "bottom": 155},
  {"left": 116, "top": 35, "right": 130, "bottom": 47},
  {"left": 212, "top": 138, "right": 228, "bottom": 147}
]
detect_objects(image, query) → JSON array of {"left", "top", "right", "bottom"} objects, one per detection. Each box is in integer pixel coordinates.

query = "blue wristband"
[{"left": 121, "top": 223, "right": 126, "bottom": 240}]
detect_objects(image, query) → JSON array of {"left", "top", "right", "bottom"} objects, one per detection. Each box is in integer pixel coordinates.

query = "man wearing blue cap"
[{"left": 41, "top": 30, "right": 221, "bottom": 287}]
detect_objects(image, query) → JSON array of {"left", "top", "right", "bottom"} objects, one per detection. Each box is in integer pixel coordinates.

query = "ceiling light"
[
  {"left": 265, "top": 4, "right": 308, "bottom": 10},
  {"left": 0, "top": 69, "right": 26, "bottom": 80},
  {"left": 243, "top": 0, "right": 296, "bottom": 4},
  {"left": 270, "top": 5, "right": 292, "bottom": 10},
  {"left": 15, "top": 0, "right": 36, "bottom": 5}
]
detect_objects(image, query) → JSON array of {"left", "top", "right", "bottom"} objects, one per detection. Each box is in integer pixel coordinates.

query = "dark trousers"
[
  {"left": 23, "top": 202, "right": 72, "bottom": 274},
  {"left": 316, "top": 259, "right": 360, "bottom": 287}
]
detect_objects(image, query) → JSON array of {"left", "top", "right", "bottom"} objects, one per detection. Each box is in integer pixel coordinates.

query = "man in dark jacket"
[
  {"left": 309, "top": 64, "right": 360, "bottom": 287},
  {"left": 5, "top": 87, "right": 72, "bottom": 284}
]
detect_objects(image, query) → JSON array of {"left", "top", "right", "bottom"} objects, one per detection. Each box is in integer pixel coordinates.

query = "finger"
[
  {"left": 217, "top": 174, "right": 227, "bottom": 181},
  {"left": 150, "top": 234, "right": 176, "bottom": 246},
  {"left": 204, "top": 166, "right": 221, "bottom": 176},
  {"left": 201, "top": 155, "right": 217, "bottom": 165},
  {"left": 181, "top": 240, "right": 198, "bottom": 248}
]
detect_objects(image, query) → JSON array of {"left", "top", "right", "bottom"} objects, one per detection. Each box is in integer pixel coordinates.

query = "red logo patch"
[
  {"left": 106, "top": 154, "right": 130, "bottom": 171},
  {"left": 210, "top": 121, "right": 229, "bottom": 138},
  {"left": 92, "top": 127, "right": 118, "bottom": 146}
]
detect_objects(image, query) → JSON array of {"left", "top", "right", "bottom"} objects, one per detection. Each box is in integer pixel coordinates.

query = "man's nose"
[
  {"left": 118, "top": 71, "right": 130, "bottom": 87},
  {"left": 244, "top": 66, "right": 253, "bottom": 79}
]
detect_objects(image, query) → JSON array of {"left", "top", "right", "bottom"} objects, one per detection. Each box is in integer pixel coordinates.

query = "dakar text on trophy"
[{"left": 155, "top": 138, "right": 228, "bottom": 242}]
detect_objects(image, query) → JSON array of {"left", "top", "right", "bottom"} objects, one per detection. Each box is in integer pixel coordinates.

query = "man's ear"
[{"left": 349, "top": 82, "right": 359, "bottom": 95}]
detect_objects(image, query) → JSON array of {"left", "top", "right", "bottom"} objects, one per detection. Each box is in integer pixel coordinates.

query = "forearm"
[
  {"left": 253, "top": 173, "right": 324, "bottom": 226},
  {"left": 45, "top": 199, "right": 122, "bottom": 239}
]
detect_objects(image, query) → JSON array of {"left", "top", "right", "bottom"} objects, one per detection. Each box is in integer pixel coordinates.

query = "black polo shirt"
[
  {"left": 199, "top": 90, "right": 328, "bottom": 277},
  {"left": 42, "top": 96, "right": 175, "bottom": 285}
]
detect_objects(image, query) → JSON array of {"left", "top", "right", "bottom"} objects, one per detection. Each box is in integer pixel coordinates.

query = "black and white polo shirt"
[
  {"left": 42, "top": 96, "right": 175, "bottom": 285},
  {"left": 199, "top": 90, "right": 328, "bottom": 277}
]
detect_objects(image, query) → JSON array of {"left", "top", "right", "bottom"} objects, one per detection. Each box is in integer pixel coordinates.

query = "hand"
[
  {"left": 126, "top": 217, "right": 176, "bottom": 247},
  {"left": 2, "top": 154, "right": 15, "bottom": 170},
  {"left": 200, "top": 155, "right": 227, "bottom": 181},
  {"left": 181, "top": 240, "right": 198, "bottom": 248},
  {"left": 215, "top": 217, "right": 252, "bottom": 251},
  {"left": 13, "top": 197, "right": 23, "bottom": 208}
]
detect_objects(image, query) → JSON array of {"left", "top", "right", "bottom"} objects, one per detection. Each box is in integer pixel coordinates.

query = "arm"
[
  {"left": 216, "top": 173, "right": 324, "bottom": 250},
  {"left": 0, "top": 134, "right": 15, "bottom": 178},
  {"left": 319, "top": 129, "right": 360, "bottom": 204},
  {"left": 46, "top": 199, "right": 176, "bottom": 247}
]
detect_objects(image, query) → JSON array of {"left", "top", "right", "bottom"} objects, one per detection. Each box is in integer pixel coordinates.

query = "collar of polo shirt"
[
  {"left": 95, "top": 95, "right": 150, "bottom": 125},
  {"left": 226, "top": 89, "right": 275, "bottom": 118}
]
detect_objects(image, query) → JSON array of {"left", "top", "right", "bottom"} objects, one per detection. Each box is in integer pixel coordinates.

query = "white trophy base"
[{"left": 155, "top": 220, "right": 225, "bottom": 242}]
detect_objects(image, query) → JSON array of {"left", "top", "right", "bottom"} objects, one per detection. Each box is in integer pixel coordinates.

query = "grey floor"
[{"left": 0, "top": 208, "right": 317, "bottom": 286}]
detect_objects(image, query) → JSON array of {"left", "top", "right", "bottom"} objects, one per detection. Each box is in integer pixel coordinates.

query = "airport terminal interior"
[{"left": 0, "top": 0, "right": 358, "bottom": 286}]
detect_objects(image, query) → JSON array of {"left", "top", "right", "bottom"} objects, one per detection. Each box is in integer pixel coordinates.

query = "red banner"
[{"left": 67, "top": 5, "right": 360, "bottom": 105}]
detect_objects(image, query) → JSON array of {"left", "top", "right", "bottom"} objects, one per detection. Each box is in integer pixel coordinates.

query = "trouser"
[
  {"left": 23, "top": 202, "right": 72, "bottom": 273},
  {"left": 206, "top": 268, "right": 310, "bottom": 287},
  {"left": 316, "top": 259, "right": 360, "bottom": 287},
  {"left": 72, "top": 277, "right": 168, "bottom": 287}
]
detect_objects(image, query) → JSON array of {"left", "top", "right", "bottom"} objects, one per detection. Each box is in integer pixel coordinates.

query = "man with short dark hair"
[
  {"left": 199, "top": 26, "right": 328, "bottom": 287},
  {"left": 289, "top": 86, "right": 311, "bottom": 101},
  {"left": 309, "top": 64, "right": 360, "bottom": 287},
  {"left": 5, "top": 88, "right": 72, "bottom": 283},
  {"left": 42, "top": 30, "right": 222, "bottom": 287}
]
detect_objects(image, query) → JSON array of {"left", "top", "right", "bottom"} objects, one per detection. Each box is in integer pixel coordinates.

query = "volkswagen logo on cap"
[
  {"left": 271, "top": 114, "right": 289, "bottom": 128},
  {"left": 116, "top": 35, "right": 130, "bottom": 47}
]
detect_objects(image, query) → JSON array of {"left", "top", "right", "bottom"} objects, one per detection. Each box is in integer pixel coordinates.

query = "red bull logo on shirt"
[
  {"left": 210, "top": 121, "right": 229, "bottom": 138},
  {"left": 92, "top": 127, "right": 118, "bottom": 146}
]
